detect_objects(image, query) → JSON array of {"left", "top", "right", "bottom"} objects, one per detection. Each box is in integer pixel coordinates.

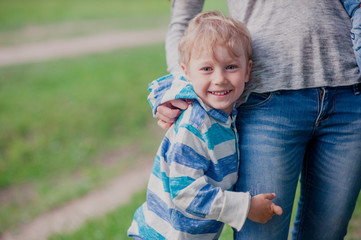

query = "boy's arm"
[{"left": 166, "top": 125, "right": 251, "bottom": 231}]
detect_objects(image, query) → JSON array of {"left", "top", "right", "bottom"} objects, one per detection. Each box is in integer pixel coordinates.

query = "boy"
[
  {"left": 341, "top": 0, "right": 361, "bottom": 71},
  {"left": 127, "top": 11, "right": 282, "bottom": 240}
]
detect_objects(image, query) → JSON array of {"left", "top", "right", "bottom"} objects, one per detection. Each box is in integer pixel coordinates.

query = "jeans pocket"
[{"left": 239, "top": 92, "right": 273, "bottom": 109}]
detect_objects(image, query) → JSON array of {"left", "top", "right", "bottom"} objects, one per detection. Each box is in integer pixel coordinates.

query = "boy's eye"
[
  {"left": 226, "top": 65, "right": 237, "bottom": 70},
  {"left": 202, "top": 67, "right": 212, "bottom": 71}
]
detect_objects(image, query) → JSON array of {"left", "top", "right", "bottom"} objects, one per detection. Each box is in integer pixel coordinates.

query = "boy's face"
[{"left": 181, "top": 45, "right": 252, "bottom": 114}]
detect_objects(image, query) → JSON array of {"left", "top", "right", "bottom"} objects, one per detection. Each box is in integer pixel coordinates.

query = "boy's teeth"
[{"left": 211, "top": 90, "right": 231, "bottom": 95}]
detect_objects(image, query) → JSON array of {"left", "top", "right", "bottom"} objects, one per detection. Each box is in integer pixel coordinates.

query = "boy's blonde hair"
[{"left": 178, "top": 11, "right": 252, "bottom": 66}]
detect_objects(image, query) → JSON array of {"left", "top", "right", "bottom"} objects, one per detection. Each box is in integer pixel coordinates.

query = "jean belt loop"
[{"left": 353, "top": 83, "right": 361, "bottom": 95}]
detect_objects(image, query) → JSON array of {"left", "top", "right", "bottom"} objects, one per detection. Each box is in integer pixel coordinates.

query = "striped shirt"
[{"left": 128, "top": 74, "right": 250, "bottom": 240}]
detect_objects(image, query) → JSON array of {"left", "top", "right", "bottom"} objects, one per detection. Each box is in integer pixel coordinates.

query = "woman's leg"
[
  {"left": 234, "top": 90, "right": 317, "bottom": 239},
  {"left": 291, "top": 85, "right": 361, "bottom": 239},
  {"left": 234, "top": 85, "right": 361, "bottom": 239}
]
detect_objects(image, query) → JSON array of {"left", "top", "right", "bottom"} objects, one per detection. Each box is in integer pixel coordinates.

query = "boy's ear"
[
  {"left": 245, "top": 60, "right": 253, "bottom": 83},
  {"left": 181, "top": 63, "right": 188, "bottom": 76}
]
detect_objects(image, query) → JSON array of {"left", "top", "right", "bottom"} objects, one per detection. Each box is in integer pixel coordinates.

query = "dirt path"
[{"left": 0, "top": 28, "right": 167, "bottom": 66}]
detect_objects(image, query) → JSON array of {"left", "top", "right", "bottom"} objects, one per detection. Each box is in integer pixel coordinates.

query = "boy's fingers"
[
  {"left": 156, "top": 99, "right": 191, "bottom": 123},
  {"left": 272, "top": 204, "right": 283, "bottom": 216},
  {"left": 263, "top": 193, "right": 276, "bottom": 200},
  {"left": 156, "top": 106, "right": 181, "bottom": 122},
  {"left": 185, "top": 99, "right": 194, "bottom": 105},
  {"left": 170, "top": 99, "right": 191, "bottom": 110},
  {"left": 157, "top": 120, "right": 173, "bottom": 130}
]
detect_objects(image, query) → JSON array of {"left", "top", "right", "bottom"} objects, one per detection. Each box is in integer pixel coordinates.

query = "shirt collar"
[{"left": 196, "top": 98, "right": 237, "bottom": 124}]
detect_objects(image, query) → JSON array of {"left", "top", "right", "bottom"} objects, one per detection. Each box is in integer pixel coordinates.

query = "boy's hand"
[
  {"left": 247, "top": 193, "right": 283, "bottom": 224},
  {"left": 156, "top": 99, "right": 192, "bottom": 129}
]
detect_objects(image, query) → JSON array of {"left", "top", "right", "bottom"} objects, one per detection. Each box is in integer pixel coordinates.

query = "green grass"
[
  {"left": 0, "top": 0, "right": 171, "bottom": 31},
  {"left": 0, "top": 44, "right": 166, "bottom": 233},
  {"left": 347, "top": 192, "right": 361, "bottom": 240}
]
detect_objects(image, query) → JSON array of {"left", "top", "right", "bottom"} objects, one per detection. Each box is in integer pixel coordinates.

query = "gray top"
[{"left": 166, "top": 0, "right": 361, "bottom": 104}]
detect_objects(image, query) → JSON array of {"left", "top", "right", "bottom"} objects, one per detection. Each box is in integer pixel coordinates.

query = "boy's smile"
[
  {"left": 209, "top": 90, "right": 232, "bottom": 95},
  {"left": 181, "top": 45, "right": 252, "bottom": 114}
]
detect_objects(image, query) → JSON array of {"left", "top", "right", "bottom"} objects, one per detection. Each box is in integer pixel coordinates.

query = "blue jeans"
[{"left": 234, "top": 84, "right": 361, "bottom": 240}]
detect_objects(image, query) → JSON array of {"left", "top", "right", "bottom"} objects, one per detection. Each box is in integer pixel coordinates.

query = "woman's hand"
[{"left": 156, "top": 99, "right": 192, "bottom": 129}]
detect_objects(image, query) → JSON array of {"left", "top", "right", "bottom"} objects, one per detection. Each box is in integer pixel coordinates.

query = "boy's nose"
[{"left": 212, "top": 69, "right": 227, "bottom": 84}]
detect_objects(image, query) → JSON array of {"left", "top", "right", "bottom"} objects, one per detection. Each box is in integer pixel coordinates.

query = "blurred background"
[{"left": 0, "top": 1, "right": 359, "bottom": 239}]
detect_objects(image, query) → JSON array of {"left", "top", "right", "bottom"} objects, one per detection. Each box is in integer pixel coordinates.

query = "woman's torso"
[{"left": 226, "top": 0, "right": 361, "bottom": 98}]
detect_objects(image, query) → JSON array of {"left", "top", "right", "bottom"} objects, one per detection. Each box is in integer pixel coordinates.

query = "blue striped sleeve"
[
  {"left": 186, "top": 184, "right": 220, "bottom": 218},
  {"left": 133, "top": 204, "right": 167, "bottom": 240},
  {"left": 147, "top": 74, "right": 197, "bottom": 116},
  {"left": 164, "top": 124, "right": 223, "bottom": 219},
  {"left": 148, "top": 74, "right": 174, "bottom": 115},
  {"left": 146, "top": 190, "right": 222, "bottom": 234},
  {"left": 169, "top": 176, "right": 196, "bottom": 198}
]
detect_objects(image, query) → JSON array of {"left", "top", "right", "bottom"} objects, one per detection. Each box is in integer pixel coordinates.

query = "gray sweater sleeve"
[{"left": 165, "top": 0, "right": 205, "bottom": 74}]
